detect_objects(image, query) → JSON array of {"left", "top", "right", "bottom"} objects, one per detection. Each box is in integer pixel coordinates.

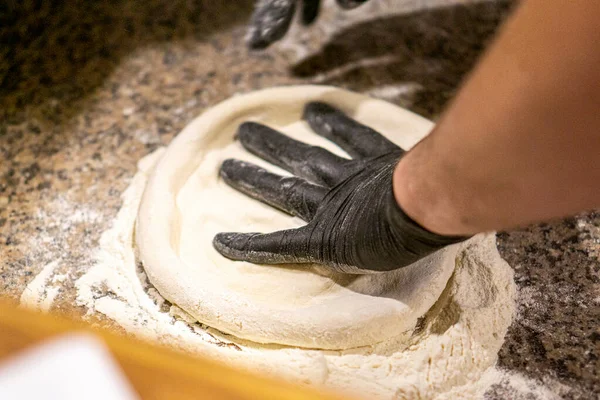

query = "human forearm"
[{"left": 395, "top": 0, "right": 600, "bottom": 236}]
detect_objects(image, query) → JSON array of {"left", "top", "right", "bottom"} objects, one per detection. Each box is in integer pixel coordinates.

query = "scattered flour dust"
[
  {"left": 18, "top": 150, "right": 548, "bottom": 399},
  {"left": 19, "top": 260, "right": 67, "bottom": 313},
  {"left": 79, "top": 149, "right": 514, "bottom": 400}
]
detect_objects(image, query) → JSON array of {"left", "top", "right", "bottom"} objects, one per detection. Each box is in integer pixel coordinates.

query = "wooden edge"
[{"left": 0, "top": 301, "right": 350, "bottom": 400}]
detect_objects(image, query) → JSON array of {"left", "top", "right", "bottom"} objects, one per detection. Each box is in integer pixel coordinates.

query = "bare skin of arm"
[{"left": 395, "top": 0, "right": 600, "bottom": 236}]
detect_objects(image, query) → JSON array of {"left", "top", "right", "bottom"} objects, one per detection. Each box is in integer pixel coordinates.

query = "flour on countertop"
[
  {"left": 19, "top": 260, "right": 58, "bottom": 312},
  {"left": 19, "top": 260, "right": 66, "bottom": 313},
  {"left": 91, "top": 150, "right": 515, "bottom": 399},
  {"left": 18, "top": 148, "right": 562, "bottom": 399}
]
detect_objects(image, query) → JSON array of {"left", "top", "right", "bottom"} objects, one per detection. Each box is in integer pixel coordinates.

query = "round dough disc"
[{"left": 136, "top": 85, "right": 458, "bottom": 349}]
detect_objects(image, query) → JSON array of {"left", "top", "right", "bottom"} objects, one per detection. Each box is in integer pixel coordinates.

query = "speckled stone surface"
[{"left": 1, "top": 0, "right": 598, "bottom": 398}]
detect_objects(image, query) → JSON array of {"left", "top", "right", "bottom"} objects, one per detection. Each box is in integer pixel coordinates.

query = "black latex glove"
[
  {"left": 213, "top": 102, "right": 467, "bottom": 273},
  {"left": 247, "top": 0, "right": 371, "bottom": 49}
]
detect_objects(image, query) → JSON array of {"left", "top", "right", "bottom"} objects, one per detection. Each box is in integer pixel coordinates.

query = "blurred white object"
[{"left": 0, "top": 333, "right": 138, "bottom": 400}]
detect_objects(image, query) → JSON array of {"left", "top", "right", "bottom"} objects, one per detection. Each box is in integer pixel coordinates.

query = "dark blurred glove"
[
  {"left": 247, "top": 0, "right": 371, "bottom": 49},
  {"left": 213, "top": 102, "right": 467, "bottom": 273}
]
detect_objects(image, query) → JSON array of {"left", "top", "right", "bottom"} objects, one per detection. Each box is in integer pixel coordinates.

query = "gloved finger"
[
  {"left": 301, "top": 0, "right": 320, "bottom": 25},
  {"left": 220, "top": 159, "right": 327, "bottom": 221},
  {"left": 247, "top": 0, "right": 297, "bottom": 50},
  {"left": 336, "top": 0, "right": 370, "bottom": 9},
  {"left": 303, "top": 102, "right": 401, "bottom": 159},
  {"left": 213, "top": 228, "right": 312, "bottom": 264},
  {"left": 237, "top": 122, "right": 350, "bottom": 187}
]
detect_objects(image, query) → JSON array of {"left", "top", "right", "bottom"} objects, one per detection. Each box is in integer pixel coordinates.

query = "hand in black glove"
[
  {"left": 247, "top": 0, "right": 370, "bottom": 49},
  {"left": 213, "top": 102, "right": 467, "bottom": 273}
]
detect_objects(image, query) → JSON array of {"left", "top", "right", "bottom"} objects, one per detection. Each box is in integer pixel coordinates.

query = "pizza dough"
[{"left": 136, "top": 85, "right": 459, "bottom": 349}]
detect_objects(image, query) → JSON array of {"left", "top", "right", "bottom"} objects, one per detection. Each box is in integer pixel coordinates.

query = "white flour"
[
  {"left": 63, "top": 149, "right": 518, "bottom": 399},
  {"left": 19, "top": 260, "right": 61, "bottom": 312}
]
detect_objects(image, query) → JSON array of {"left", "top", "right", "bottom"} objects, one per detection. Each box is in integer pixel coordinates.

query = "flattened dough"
[{"left": 136, "top": 86, "right": 459, "bottom": 349}]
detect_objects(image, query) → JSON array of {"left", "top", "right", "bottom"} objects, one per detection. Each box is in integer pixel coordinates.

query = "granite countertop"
[{"left": 1, "top": 0, "right": 598, "bottom": 398}]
